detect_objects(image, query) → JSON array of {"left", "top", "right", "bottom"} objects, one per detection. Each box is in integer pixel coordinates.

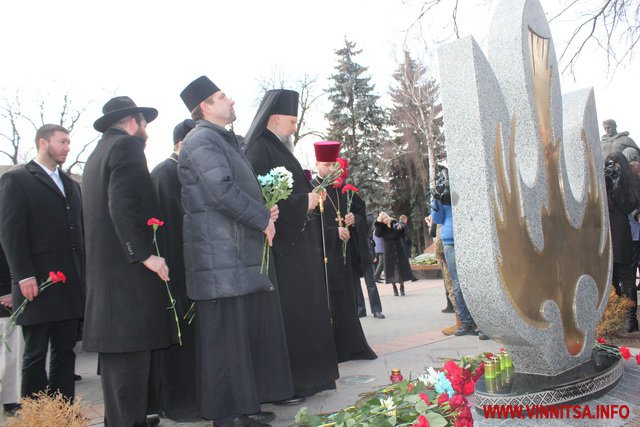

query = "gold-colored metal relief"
[{"left": 493, "top": 29, "right": 610, "bottom": 356}]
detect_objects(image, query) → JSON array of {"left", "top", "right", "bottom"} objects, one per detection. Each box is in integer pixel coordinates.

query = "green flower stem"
[{"left": 153, "top": 229, "right": 182, "bottom": 347}]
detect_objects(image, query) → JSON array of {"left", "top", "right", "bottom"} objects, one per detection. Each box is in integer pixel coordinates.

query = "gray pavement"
[{"left": 2, "top": 278, "right": 639, "bottom": 426}]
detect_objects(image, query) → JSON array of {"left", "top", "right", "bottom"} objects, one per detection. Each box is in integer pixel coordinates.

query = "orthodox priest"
[
  {"left": 179, "top": 76, "right": 292, "bottom": 426},
  {"left": 244, "top": 89, "right": 339, "bottom": 401},
  {"left": 148, "top": 119, "right": 198, "bottom": 421},
  {"left": 311, "top": 142, "right": 377, "bottom": 363}
]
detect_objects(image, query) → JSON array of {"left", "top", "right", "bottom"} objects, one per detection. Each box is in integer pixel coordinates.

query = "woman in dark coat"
[
  {"left": 605, "top": 152, "right": 640, "bottom": 332},
  {"left": 374, "top": 212, "right": 413, "bottom": 296}
]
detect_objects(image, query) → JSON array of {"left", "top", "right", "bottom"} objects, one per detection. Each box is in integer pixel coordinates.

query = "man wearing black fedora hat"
[
  {"left": 178, "top": 76, "right": 293, "bottom": 427},
  {"left": 82, "top": 96, "right": 175, "bottom": 427}
]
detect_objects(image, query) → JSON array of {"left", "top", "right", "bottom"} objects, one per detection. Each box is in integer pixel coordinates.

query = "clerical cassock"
[
  {"left": 312, "top": 141, "right": 376, "bottom": 363},
  {"left": 148, "top": 119, "right": 199, "bottom": 420},
  {"left": 245, "top": 89, "right": 339, "bottom": 397}
]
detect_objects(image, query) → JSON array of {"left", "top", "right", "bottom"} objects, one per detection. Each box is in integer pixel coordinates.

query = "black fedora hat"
[{"left": 94, "top": 96, "right": 158, "bottom": 132}]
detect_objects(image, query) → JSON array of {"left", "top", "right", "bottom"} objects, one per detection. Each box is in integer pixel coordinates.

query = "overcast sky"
[{"left": 1, "top": 0, "right": 637, "bottom": 170}]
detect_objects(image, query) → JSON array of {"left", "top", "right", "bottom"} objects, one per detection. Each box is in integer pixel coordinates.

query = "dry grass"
[
  {"left": 596, "top": 288, "right": 636, "bottom": 337},
  {"left": 6, "top": 391, "right": 87, "bottom": 427}
]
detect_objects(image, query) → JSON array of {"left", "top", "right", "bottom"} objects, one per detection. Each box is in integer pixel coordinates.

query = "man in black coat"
[
  {"left": 148, "top": 119, "right": 198, "bottom": 421},
  {"left": 179, "top": 76, "right": 292, "bottom": 427},
  {"left": 82, "top": 97, "right": 174, "bottom": 427},
  {"left": 0, "top": 124, "right": 85, "bottom": 401},
  {"left": 245, "top": 90, "right": 338, "bottom": 400}
]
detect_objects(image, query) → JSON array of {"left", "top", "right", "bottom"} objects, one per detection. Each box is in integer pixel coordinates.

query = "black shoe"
[
  {"left": 74, "top": 373, "right": 82, "bottom": 381},
  {"left": 3, "top": 403, "right": 20, "bottom": 417},
  {"left": 375, "top": 279, "right": 383, "bottom": 283},
  {"left": 454, "top": 324, "right": 477, "bottom": 336},
  {"left": 217, "top": 416, "right": 271, "bottom": 427},
  {"left": 478, "top": 330, "right": 490, "bottom": 340},
  {"left": 146, "top": 414, "right": 160, "bottom": 427},
  {"left": 400, "top": 284, "right": 405, "bottom": 296},
  {"left": 247, "top": 411, "right": 275, "bottom": 423},
  {"left": 373, "top": 312, "right": 386, "bottom": 319},
  {"left": 272, "top": 395, "right": 306, "bottom": 406},
  {"left": 441, "top": 306, "right": 454, "bottom": 313},
  {"left": 392, "top": 284, "right": 399, "bottom": 296}
]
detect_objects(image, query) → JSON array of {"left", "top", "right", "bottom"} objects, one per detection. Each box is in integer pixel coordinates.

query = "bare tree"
[
  {"left": 254, "top": 72, "right": 325, "bottom": 146},
  {"left": 0, "top": 91, "right": 98, "bottom": 174},
  {"left": 404, "top": 0, "right": 640, "bottom": 75}
]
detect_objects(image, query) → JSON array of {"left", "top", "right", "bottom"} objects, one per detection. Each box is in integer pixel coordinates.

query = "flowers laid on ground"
[
  {"left": 295, "top": 352, "right": 490, "bottom": 427},
  {"left": 0, "top": 271, "right": 66, "bottom": 351},
  {"left": 148, "top": 217, "right": 182, "bottom": 346},
  {"left": 594, "top": 337, "right": 639, "bottom": 363},
  {"left": 257, "top": 167, "right": 294, "bottom": 274}
]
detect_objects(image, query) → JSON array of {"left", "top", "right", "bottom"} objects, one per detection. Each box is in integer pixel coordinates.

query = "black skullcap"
[
  {"left": 180, "top": 76, "right": 220, "bottom": 113},
  {"left": 173, "top": 119, "right": 196, "bottom": 144}
]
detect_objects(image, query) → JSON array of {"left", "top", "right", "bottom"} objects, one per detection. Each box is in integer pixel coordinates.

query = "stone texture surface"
[{"left": 437, "top": 0, "right": 609, "bottom": 376}]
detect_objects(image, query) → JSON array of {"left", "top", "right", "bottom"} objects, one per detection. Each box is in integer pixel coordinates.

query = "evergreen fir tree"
[{"left": 325, "top": 38, "right": 389, "bottom": 213}]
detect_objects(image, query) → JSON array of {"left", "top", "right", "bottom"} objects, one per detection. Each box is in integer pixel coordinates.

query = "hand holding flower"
[
  {"left": 0, "top": 294, "right": 11, "bottom": 309},
  {"left": 263, "top": 220, "right": 276, "bottom": 247},
  {"left": 19, "top": 277, "right": 39, "bottom": 301},
  {"left": 270, "top": 205, "right": 279, "bottom": 222},
  {"left": 338, "top": 226, "right": 351, "bottom": 241},
  {"left": 345, "top": 212, "right": 355, "bottom": 226},
  {"left": 142, "top": 254, "right": 170, "bottom": 282},
  {"left": 307, "top": 191, "right": 320, "bottom": 210}
]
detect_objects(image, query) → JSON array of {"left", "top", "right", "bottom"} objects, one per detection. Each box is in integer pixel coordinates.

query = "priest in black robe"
[
  {"left": 311, "top": 141, "right": 377, "bottom": 363},
  {"left": 149, "top": 119, "right": 199, "bottom": 421},
  {"left": 244, "top": 89, "right": 339, "bottom": 400}
]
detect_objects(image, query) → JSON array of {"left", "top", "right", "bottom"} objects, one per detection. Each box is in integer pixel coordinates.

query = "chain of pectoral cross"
[{"left": 314, "top": 180, "right": 344, "bottom": 227}]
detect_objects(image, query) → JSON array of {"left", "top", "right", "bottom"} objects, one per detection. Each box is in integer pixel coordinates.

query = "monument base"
[{"left": 474, "top": 351, "right": 623, "bottom": 412}]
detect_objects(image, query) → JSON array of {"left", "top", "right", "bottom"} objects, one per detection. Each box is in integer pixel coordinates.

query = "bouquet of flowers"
[
  {"left": 341, "top": 183, "right": 359, "bottom": 264},
  {"left": 257, "top": 167, "right": 294, "bottom": 274},
  {"left": 312, "top": 157, "right": 349, "bottom": 194},
  {"left": 296, "top": 352, "right": 489, "bottom": 427},
  {"left": 1, "top": 271, "right": 66, "bottom": 351}
]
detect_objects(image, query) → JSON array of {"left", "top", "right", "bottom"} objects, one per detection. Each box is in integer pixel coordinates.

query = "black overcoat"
[
  {"left": 82, "top": 128, "right": 175, "bottom": 353},
  {"left": 245, "top": 130, "right": 339, "bottom": 397},
  {"left": 375, "top": 220, "right": 413, "bottom": 284},
  {"left": 0, "top": 161, "right": 85, "bottom": 325},
  {"left": 608, "top": 186, "right": 636, "bottom": 264}
]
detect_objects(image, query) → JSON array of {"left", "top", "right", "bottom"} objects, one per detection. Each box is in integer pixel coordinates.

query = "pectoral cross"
[{"left": 335, "top": 211, "right": 344, "bottom": 227}]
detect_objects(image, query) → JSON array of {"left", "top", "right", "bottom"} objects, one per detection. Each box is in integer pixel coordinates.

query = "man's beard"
[
  {"left": 135, "top": 125, "right": 148, "bottom": 143},
  {"left": 280, "top": 134, "right": 294, "bottom": 153}
]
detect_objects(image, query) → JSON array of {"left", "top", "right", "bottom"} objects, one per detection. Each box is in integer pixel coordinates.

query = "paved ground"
[{"left": 2, "top": 277, "right": 639, "bottom": 426}]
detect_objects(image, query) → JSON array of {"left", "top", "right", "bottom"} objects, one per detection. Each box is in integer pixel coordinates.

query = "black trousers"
[
  {"left": 21, "top": 318, "right": 79, "bottom": 400},
  {"left": 354, "top": 265, "right": 382, "bottom": 315},
  {"left": 100, "top": 350, "right": 151, "bottom": 427}
]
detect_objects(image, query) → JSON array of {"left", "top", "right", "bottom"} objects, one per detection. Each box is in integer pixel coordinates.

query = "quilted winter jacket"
[{"left": 178, "top": 120, "right": 273, "bottom": 300}]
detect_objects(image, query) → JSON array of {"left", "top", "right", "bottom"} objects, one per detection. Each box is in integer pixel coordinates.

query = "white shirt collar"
[{"left": 34, "top": 159, "right": 59, "bottom": 177}]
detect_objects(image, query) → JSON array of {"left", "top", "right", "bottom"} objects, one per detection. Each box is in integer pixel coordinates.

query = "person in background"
[{"left": 374, "top": 212, "right": 413, "bottom": 296}]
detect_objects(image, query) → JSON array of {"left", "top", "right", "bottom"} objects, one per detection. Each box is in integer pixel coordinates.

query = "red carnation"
[
  {"left": 332, "top": 177, "right": 344, "bottom": 188},
  {"left": 412, "top": 415, "right": 430, "bottom": 427},
  {"left": 636, "top": 354, "right": 640, "bottom": 365},
  {"left": 597, "top": 337, "right": 606, "bottom": 344},
  {"left": 620, "top": 346, "right": 632, "bottom": 360},
  {"left": 48, "top": 271, "right": 59, "bottom": 282},
  {"left": 443, "top": 360, "right": 461, "bottom": 377},
  {"left": 147, "top": 217, "right": 165, "bottom": 227},
  {"left": 419, "top": 392, "right": 429, "bottom": 404},
  {"left": 341, "top": 184, "right": 359, "bottom": 194},
  {"left": 437, "top": 393, "right": 449, "bottom": 405},
  {"left": 449, "top": 394, "right": 465, "bottom": 410},
  {"left": 407, "top": 383, "right": 414, "bottom": 393},
  {"left": 463, "top": 381, "right": 476, "bottom": 396},
  {"left": 56, "top": 271, "right": 67, "bottom": 283},
  {"left": 336, "top": 157, "right": 349, "bottom": 176}
]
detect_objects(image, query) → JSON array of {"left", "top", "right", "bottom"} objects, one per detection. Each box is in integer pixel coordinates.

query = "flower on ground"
[
  {"left": 380, "top": 397, "right": 396, "bottom": 412},
  {"left": 407, "top": 383, "right": 414, "bottom": 393},
  {"left": 419, "top": 393, "right": 429, "bottom": 405},
  {"left": 636, "top": 354, "right": 640, "bottom": 365},
  {"left": 435, "top": 372, "right": 454, "bottom": 396},
  {"left": 412, "top": 414, "right": 430, "bottom": 427},
  {"left": 620, "top": 346, "right": 632, "bottom": 360},
  {"left": 419, "top": 367, "right": 439, "bottom": 388},
  {"left": 597, "top": 337, "right": 607, "bottom": 344},
  {"left": 437, "top": 393, "right": 449, "bottom": 406},
  {"left": 448, "top": 394, "right": 465, "bottom": 410}
]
